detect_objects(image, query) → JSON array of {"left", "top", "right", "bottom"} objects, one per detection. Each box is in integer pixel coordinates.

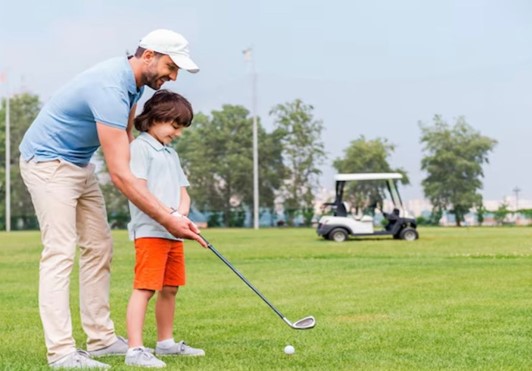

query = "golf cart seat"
[
  {"left": 321, "top": 201, "right": 349, "bottom": 217},
  {"left": 384, "top": 208, "right": 400, "bottom": 231},
  {"left": 335, "top": 202, "right": 348, "bottom": 217},
  {"left": 359, "top": 215, "right": 373, "bottom": 223}
]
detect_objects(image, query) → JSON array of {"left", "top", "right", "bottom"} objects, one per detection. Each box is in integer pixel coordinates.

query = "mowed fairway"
[{"left": 0, "top": 227, "right": 530, "bottom": 370}]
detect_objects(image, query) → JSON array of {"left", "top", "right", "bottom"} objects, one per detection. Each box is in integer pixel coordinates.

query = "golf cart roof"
[{"left": 334, "top": 173, "right": 403, "bottom": 181}]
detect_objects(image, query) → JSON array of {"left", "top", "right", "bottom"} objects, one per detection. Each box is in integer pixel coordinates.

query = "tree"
[
  {"left": 0, "top": 93, "right": 41, "bottom": 229},
  {"left": 519, "top": 208, "right": 532, "bottom": 222},
  {"left": 429, "top": 207, "right": 443, "bottom": 226},
  {"left": 476, "top": 204, "right": 487, "bottom": 226},
  {"left": 494, "top": 201, "right": 510, "bottom": 225},
  {"left": 175, "top": 105, "right": 285, "bottom": 226},
  {"left": 420, "top": 115, "right": 497, "bottom": 227},
  {"left": 270, "top": 99, "right": 325, "bottom": 226},
  {"left": 333, "top": 136, "right": 409, "bottom": 213}
]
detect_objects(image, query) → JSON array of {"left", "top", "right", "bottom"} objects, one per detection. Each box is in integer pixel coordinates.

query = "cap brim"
[{"left": 169, "top": 54, "right": 200, "bottom": 73}]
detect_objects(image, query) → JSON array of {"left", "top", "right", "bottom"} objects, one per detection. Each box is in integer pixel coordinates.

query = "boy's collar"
[{"left": 138, "top": 132, "right": 171, "bottom": 152}]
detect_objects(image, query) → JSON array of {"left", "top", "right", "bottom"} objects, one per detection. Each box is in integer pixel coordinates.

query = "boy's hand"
[{"left": 165, "top": 214, "right": 207, "bottom": 247}]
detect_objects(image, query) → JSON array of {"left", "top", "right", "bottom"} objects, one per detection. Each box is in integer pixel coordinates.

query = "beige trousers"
[{"left": 20, "top": 158, "right": 117, "bottom": 363}]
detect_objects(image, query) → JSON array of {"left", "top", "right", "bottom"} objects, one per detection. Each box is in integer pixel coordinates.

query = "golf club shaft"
[{"left": 200, "top": 236, "right": 286, "bottom": 321}]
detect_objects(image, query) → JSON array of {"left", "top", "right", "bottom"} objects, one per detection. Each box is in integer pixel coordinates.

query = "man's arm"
[{"left": 96, "top": 122, "right": 207, "bottom": 247}]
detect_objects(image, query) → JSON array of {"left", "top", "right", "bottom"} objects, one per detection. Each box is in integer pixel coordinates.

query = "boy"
[{"left": 125, "top": 90, "right": 205, "bottom": 368}]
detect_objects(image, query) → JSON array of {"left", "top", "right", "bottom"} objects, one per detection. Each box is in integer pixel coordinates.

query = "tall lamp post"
[
  {"left": 513, "top": 186, "right": 521, "bottom": 223},
  {"left": 243, "top": 47, "right": 259, "bottom": 229},
  {"left": 3, "top": 74, "right": 10, "bottom": 232},
  {"left": 512, "top": 186, "right": 521, "bottom": 211}
]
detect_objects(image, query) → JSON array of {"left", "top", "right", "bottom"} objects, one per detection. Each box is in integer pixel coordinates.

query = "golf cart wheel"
[
  {"left": 329, "top": 228, "right": 348, "bottom": 242},
  {"left": 399, "top": 227, "right": 418, "bottom": 241}
]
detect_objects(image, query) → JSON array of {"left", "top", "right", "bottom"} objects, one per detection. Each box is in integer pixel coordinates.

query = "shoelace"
[
  {"left": 142, "top": 351, "right": 155, "bottom": 360},
  {"left": 77, "top": 350, "right": 91, "bottom": 356},
  {"left": 132, "top": 347, "right": 155, "bottom": 360},
  {"left": 177, "top": 341, "right": 188, "bottom": 352},
  {"left": 73, "top": 350, "right": 91, "bottom": 364}
]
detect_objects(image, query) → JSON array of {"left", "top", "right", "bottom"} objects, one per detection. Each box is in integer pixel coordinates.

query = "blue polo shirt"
[
  {"left": 19, "top": 57, "right": 144, "bottom": 166},
  {"left": 127, "top": 132, "right": 190, "bottom": 241}
]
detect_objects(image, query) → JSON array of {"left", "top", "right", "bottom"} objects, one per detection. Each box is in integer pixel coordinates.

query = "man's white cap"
[{"left": 139, "top": 29, "right": 199, "bottom": 73}]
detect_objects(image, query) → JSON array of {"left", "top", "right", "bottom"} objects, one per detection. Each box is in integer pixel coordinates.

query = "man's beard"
[{"left": 145, "top": 72, "right": 164, "bottom": 90}]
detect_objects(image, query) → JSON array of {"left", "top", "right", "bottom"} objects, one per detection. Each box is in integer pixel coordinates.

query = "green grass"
[{"left": 0, "top": 227, "right": 531, "bottom": 370}]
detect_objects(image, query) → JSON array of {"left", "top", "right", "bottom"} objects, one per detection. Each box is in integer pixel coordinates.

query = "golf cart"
[{"left": 316, "top": 173, "right": 418, "bottom": 242}]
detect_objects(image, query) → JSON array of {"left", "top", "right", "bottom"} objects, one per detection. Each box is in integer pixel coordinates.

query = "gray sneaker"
[
  {"left": 155, "top": 340, "right": 205, "bottom": 356},
  {"left": 89, "top": 336, "right": 128, "bottom": 357},
  {"left": 49, "top": 349, "right": 110, "bottom": 369},
  {"left": 125, "top": 347, "right": 166, "bottom": 368}
]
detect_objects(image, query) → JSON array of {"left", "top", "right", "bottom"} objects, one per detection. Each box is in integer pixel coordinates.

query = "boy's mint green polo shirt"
[{"left": 128, "top": 132, "right": 190, "bottom": 241}]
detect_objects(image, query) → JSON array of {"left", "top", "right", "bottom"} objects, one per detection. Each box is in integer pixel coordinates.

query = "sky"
[{"left": 1, "top": 0, "right": 531, "bottom": 202}]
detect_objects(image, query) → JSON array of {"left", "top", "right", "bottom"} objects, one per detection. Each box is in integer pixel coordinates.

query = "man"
[{"left": 19, "top": 29, "right": 207, "bottom": 369}]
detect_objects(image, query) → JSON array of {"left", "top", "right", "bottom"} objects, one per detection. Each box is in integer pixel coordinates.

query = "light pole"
[
  {"left": 512, "top": 186, "right": 521, "bottom": 211},
  {"left": 243, "top": 47, "right": 259, "bottom": 229},
  {"left": 3, "top": 74, "right": 10, "bottom": 232}
]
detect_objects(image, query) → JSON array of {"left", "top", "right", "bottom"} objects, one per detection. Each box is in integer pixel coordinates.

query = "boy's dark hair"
[{"left": 134, "top": 89, "right": 194, "bottom": 132}]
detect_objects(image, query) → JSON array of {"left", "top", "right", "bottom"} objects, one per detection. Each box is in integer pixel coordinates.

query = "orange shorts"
[{"left": 134, "top": 238, "right": 186, "bottom": 291}]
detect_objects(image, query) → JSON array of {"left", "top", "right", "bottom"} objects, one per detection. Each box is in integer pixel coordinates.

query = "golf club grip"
[{"left": 200, "top": 235, "right": 286, "bottom": 320}]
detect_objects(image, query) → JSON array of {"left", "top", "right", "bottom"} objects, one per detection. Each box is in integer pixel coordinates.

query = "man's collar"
[{"left": 125, "top": 56, "right": 141, "bottom": 96}]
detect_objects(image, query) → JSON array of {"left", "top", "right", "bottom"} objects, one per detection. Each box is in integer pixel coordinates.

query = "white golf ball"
[{"left": 284, "top": 345, "right": 295, "bottom": 355}]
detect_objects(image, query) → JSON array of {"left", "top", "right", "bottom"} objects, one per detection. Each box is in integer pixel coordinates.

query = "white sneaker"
[
  {"left": 49, "top": 349, "right": 110, "bottom": 369},
  {"left": 125, "top": 347, "right": 166, "bottom": 368},
  {"left": 155, "top": 340, "right": 205, "bottom": 356},
  {"left": 89, "top": 335, "right": 129, "bottom": 357}
]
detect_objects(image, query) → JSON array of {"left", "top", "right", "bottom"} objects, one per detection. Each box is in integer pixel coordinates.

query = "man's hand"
[{"left": 165, "top": 214, "right": 207, "bottom": 247}]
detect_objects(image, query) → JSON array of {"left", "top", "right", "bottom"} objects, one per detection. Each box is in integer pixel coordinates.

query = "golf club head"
[{"left": 286, "top": 316, "right": 316, "bottom": 330}]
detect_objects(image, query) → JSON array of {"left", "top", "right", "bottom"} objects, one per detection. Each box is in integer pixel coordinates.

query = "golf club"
[{"left": 200, "top": 235, "right": 316, "bottom": 330}]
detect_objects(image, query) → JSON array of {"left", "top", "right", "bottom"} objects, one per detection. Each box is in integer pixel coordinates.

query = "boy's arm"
[
  {"left": 177, "top": 187, "right": 191, "bottom": 217},
  {"left": 126, "top": 105, "right": 137, "bottom": 143},
  {"left": 96, "top": 122, "right": 207, "bottom": 247}
]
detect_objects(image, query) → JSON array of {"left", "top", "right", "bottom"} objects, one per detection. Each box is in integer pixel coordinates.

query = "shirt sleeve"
[
  {"left": 130, "top": 140, "right": 151, "bottom": 180},
  {"left": 88, "top": 86, "right": 130, "bottom": 129}
]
